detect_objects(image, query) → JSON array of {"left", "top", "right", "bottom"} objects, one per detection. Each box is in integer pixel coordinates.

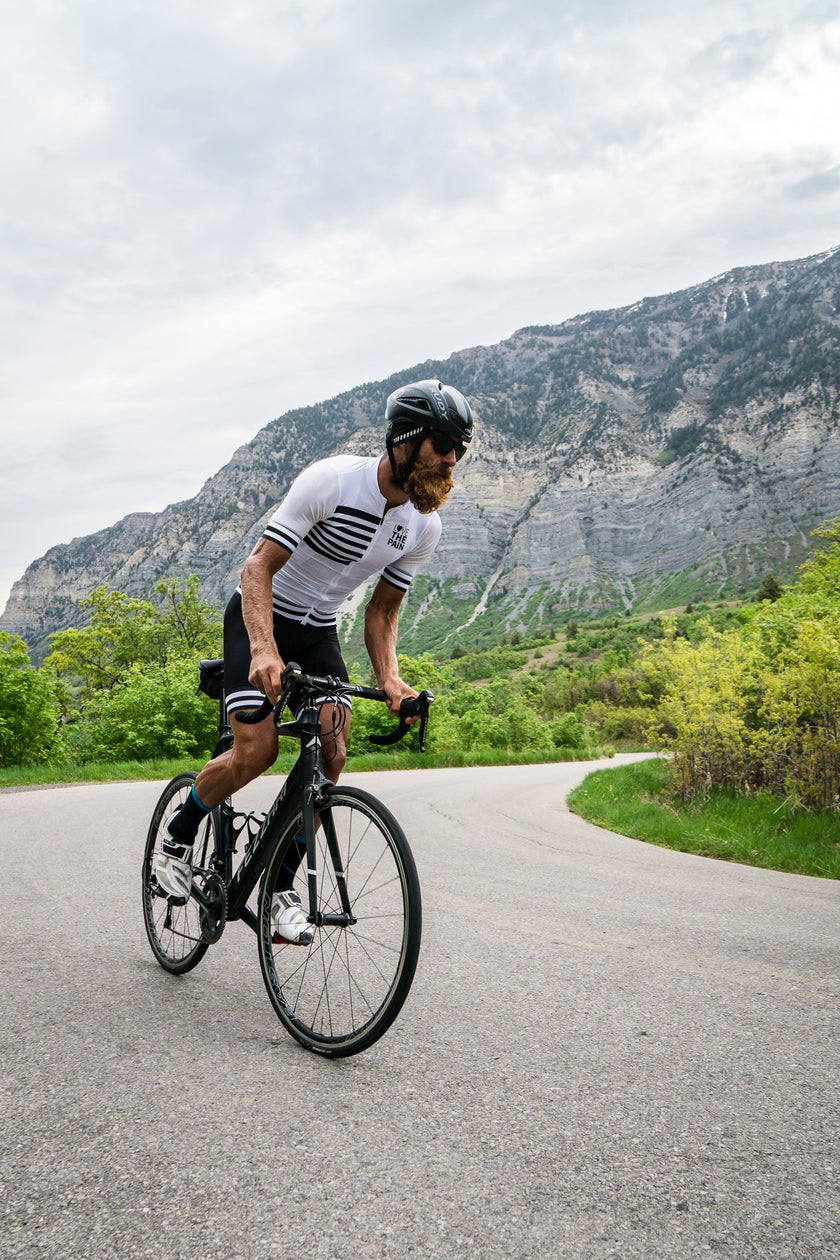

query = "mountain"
[{"left": 3, "top": 245, "right": 839, "bottom": 658}]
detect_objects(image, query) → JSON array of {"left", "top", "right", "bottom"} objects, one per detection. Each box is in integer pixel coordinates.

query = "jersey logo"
[{"left": 388, "top": 523, "right": 408, "bottom": 551}]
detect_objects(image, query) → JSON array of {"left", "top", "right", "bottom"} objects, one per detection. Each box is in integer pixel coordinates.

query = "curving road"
[{"left": 2, "top": 756, "right": 839, "bottom": 1259}]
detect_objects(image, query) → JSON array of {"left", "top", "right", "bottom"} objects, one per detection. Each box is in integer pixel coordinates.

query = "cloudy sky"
[{"left": 2, "top": 0, "right": 839, "bottom": 613}]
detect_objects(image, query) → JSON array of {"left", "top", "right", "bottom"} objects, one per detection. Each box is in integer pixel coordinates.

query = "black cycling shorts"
[{"left": 223, "top": 592, "right": 350, "bottom": 717}]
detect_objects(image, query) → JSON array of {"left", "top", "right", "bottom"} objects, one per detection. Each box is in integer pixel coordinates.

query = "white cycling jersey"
[{"left": 255, "top": 454, "right": 442, "bottom": 627}]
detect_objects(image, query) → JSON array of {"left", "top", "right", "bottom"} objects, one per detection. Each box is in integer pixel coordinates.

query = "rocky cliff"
[{"left": 4, "top": 245, "right": 839, "bottom": 655}]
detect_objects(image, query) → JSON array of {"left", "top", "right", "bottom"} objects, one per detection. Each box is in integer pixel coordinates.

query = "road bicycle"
[{"left": 141, "top": 659, "right": 431, "bottom": 1057}]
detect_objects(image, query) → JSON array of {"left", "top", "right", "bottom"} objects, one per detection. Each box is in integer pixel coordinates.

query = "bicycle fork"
[{"left": 302, "top": 781, "right": 357, "bottom": 929}]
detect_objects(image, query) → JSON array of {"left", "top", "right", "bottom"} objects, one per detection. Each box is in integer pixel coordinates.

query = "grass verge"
[
  {"left": 567, "top": 757, "right": 840, "bottom": 879},
  {"left": 0, "top": 743, "right": 612, "bottom": 790}
]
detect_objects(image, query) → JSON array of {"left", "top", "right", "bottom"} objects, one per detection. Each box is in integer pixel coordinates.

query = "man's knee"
[
  {"left": 232, "top": 724, "right": 277, "bottom": 781},
  {"left": 322, "top": 742, "right": 347, "bottom": 782},
  {"left": 320, "top": 706, "right": 348, "bottom": 782},
  {"left": 241, "top": 745, "right": 277, "bottom": 777}
]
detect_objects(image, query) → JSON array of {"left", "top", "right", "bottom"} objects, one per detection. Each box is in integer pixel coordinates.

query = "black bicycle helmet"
[{"left": 385, "top": 380, "right": 474, "bottom": 486}]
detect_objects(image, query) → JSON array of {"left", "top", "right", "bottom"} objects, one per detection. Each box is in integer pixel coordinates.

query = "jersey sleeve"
[
  {"left": 262, "top": 460, "right": 341, "bottom": 553},
  {"left": 381, "top": 513, "right": 442, "bottom": 594}
]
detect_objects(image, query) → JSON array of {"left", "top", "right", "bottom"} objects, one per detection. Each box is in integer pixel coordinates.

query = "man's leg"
[
  {"left": 154, "top": 714, "right": 278, "bottom": 899},
  {"left": 155, "top": 591, "right": 277, "bottom": 895},
  {"left": 194, "top": 715, "right": 279, "bottom": 807},
  {"left": 189, "top": 588, "right": 280, "bottom": 811},
  {"left": 318, "top": 700, "right": 350, "bottom": 784}
]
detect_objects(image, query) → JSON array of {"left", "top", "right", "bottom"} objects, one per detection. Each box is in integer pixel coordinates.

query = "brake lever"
[{"left": 368, "top": 690, "right": 434, "bottom": 752}]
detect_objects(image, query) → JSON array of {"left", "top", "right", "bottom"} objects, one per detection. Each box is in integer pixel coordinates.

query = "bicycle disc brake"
[{"left": 197, "top": 872, "right": 227, "bottom": 944}]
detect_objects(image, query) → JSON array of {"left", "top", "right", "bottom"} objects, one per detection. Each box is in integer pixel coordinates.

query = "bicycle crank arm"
[{"left": 189, "top": 879, "right": 216, "bottom": 909}]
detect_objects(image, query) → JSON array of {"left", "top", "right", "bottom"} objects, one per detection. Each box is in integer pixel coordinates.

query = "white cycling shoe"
[
  {"left": 271, "top": 890, "right": 315, "bottom": 945},
  {"left": 154, "top": 816, "right": 194, "bottom": 900}
]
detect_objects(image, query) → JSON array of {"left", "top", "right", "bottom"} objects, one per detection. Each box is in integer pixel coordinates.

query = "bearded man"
[{"left": 155, "top": 380, "right": 474, "bottom": 943}]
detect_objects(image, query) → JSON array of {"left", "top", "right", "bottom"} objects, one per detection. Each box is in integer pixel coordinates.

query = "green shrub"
[
  {"left": 0, "top": 634, "right": 66, "bottom": 767},
  {"left": 647, "top": 521, "right": 840, "bottom": 810},
  {"left": 69, "top": 659, "right": 218, "bottom": 762}
]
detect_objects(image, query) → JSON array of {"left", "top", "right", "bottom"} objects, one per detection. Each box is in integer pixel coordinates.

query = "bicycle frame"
[{"left": 198, "top": 698, "right": 353, "bottom": 936}]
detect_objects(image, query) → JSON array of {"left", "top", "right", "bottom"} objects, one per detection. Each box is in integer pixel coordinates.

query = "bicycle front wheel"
[
  {"left": 257, "top": 786, "right": 422, "bottom": 1057},
  {"left": 141, "top": 772, "right": 221, "bottom": 974}
]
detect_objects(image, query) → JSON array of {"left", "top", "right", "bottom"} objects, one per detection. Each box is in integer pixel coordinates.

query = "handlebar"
[{"left": 235, "top": 662, "right": 435, "bottom": 751}]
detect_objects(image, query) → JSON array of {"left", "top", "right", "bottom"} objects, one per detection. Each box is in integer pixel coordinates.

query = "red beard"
[{"left": 402, "top": 464, "right": 454, "bottom": 513}]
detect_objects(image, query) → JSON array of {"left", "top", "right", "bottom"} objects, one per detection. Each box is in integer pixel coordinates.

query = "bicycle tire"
[
  {"left": 257, "top": 785, "right": 422, "bottom": 1057},
  {"left": 141, "top": 771, "right": 221, "bottom": 975}
]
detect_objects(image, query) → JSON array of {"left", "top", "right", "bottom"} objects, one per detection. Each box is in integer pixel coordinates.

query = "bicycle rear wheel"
[
  {"left": 141, "top": 772, "right": 221, "bottom": 974},
  {"left": 257, "top": 785, "right": 422, "bottom": 1057}
]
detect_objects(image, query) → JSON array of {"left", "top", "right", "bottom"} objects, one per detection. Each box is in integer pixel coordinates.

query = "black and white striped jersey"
[{"left": 257, "top": 455, "right": 442, "bottom": 627}]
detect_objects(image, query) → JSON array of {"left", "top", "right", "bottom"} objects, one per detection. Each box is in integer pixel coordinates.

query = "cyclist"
[{"left": 155, "top": 379, "right": 474, "bottom": 942}]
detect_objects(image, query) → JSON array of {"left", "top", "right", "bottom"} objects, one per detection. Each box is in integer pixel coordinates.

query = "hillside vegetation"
[{"left": 2, "top": 524, "right": 838, "bottom": 824}]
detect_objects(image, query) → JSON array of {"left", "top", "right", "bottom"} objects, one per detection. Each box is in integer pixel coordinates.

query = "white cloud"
[{"left": 2, "top": 0, "right": 840, "bottom": 614}]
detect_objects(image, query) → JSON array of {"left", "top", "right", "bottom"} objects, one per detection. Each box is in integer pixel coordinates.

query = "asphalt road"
[{"left": 2, "top": 757, "right": 839, "bottom": 1260}]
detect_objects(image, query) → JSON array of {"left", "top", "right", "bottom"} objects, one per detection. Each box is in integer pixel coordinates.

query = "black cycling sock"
[
  {"left": 275, "top": 833, "right": 307, "bottom": 891},
  {"left": 167, "top": 786, "right": 211, "bottom": 846}
]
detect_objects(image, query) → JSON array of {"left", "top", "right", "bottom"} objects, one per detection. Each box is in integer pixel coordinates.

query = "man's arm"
[
  {"left": 240, "top": 537, "right": 290, "bottom": 703},
  {"left": 365, "top": 578, "right": 418, "bottom": 717}
]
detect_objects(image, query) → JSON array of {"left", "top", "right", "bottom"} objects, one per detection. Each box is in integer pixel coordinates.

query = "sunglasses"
[{"left": 429, "top": 432, "right": 467, "bottom": 461}]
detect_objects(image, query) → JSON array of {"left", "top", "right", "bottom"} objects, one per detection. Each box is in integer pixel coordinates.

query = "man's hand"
[
  {"left": 248, "top": 645, "right": 285, "bottom": 705},
  {"left": 382, "top": 676, "right": 420, "bottom": 724}
]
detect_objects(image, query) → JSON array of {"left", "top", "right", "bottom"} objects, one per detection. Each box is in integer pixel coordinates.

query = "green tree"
[
  {"left": 155, "top": 576, "right": 223, "bottom": 658},
  {"left": 70, "top": 658, "right": 218, "bottom": 763},
  {"left": 43, "top": 578, "right": 223, "bottom": 766},
  {"left": 646, "top": 619, "right": 770, "bottom": 799},
  {"left": 795, "top": 519, "right": 840, "bottom": 600},
  {"left": 0, "top": 633, "right": 66, "bottom": 766},
  {"left": 46, "top": 587, "right": 168, "bottom": 696},
  {"left": 755, "top": 573, "right": 783, "bottom": 602},
  {"left": 46, "top": 579, "right": 222, "bottom": 698}
]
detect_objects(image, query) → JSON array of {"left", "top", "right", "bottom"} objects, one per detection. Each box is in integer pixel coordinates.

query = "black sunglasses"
[{"left": 429, "top": 431, "right": 467, "bottom": 461}]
